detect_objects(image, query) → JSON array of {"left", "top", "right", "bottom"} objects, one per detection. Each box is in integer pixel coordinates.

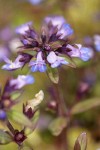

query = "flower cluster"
[
  {"left": 0, "top": 75, "right": 34, "bottom": 120},
  {"left": 2, "top": 16, "right": 93, "bottom": 72}
]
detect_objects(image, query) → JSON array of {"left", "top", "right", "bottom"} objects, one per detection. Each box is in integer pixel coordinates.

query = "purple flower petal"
[
  {"left": 58, "top": 23, "right": 74, "bottom": 39},
  {"left": 44, "top": 16, "right": 66, "bottom": 29},
  {"left": 0, "top": 110, "right": 7, "bottom": 120},
  {"left": 57, "top": 56, "right": 69, "bottom": 65},
  {"left": 2, "top": 55, "right": 24, "bottom": 71},
  {"left": 47, "top": 51, "right": 69, "bottom": 68},
  {"left": 80, "top": 47, "right": 94, "bottom": 61},
  {"left": 29, "top": 52, "right": 47, "bottom": 72},
  {"left": 51, "top": 61, "right": 60, "bottom": 68},
  {"left": 67, "top": 44, "right": 81, "bottom": 57},
  {"left": 9, "top": 75, "right": 34, "bottom": 89},
  {"left": 38, "top": 64, "right": 47, "bottom": 72},
  {"left": 30, "top": 63, "right": 38, "bottom": 72},
  {"left": 67, "top": 44, "right": 93, "bottom": 61},
  {"left": 15, "top": 22, "right": 32, "bottom": 35},
  {"left": 47, "top": 51, "right": 57, "bottom": 63}
]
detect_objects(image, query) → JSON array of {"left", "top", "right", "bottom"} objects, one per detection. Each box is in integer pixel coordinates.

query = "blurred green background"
[{"left": 0, "top": 0, "right": 100, "bottom": 149}]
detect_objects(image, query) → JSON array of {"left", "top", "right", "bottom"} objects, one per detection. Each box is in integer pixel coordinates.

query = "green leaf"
[
  {"left": 71, "top": 98, "right": 100, "bottom": 115},
  {"left": 18, "top": 48, "right": 37, "bottom": 56},
  {"left": 0, "top": 129, "right": 12, "bottom": 145},
  {"left": 24, "top": 50, "right": 36, "bottom": 56},
  {"left": 48, "top": 117, "right": 67, "bottom": 136},
  {"left": 73, "top": 58, "right": 91, "bottom": 68},
  {"left": 31, "top": 110, "right": 40, "bottom": 124},
  {"left": 50, "top": 41, "right": 62, "bottom": 50},
  {"left": 74, "top": 133, "right": 87, "bottom": 150},
  {"left": 7, "top": 110, "right": 33, "bottom": 128},
  {"left": 11, "top": 91, "right": 22, "bottom": 101},
  {"left": 25, "top": 111, "right": 40, "bottom": 135},
  {"left": 47, "top": 66, "right": 59, "bottom": 84}
]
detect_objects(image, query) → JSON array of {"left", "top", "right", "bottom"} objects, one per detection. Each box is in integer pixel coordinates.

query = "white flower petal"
[
  {"left": 47, "top": 51, "right": 57, "bottom": 63},
  {"left": 26, "top": 90, "right": 44, "bottom": 111}
]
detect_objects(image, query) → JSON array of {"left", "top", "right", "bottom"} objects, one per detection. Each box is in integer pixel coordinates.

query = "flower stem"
[
  {"left": 53, "top": 83, "right": 67, "bottom": 116},
  {"left": 53, "top": 82, "right": 68, "bottom": 150}
]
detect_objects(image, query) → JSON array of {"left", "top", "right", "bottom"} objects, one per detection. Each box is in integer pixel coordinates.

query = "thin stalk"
[
  {"left": 53, "top": 83, "right": 67, "bottom": 116},
  {"left": 53, "top": 82, "right": 69, "bottom": 150}
]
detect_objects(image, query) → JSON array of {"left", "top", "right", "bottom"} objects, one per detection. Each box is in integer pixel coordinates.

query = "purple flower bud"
[
  {"left": 14, "top": 130, "right": 26, "bottom": 146},
  {"left": 9, "top": 75, "right": 34, "bottom": 89},
  {"left": 0, "top": 110, "right": 7, "bottom": 120},
  {"left": 29, "top": 52, "right": 47, "bottom": 72},
  {"left": 47, "top": 101, "right": 57, "bottom": 111},
  {"left": 23, "top": 103, "right": 36, "bottom": 119},
  {"left": 47, "top": 51, "right": 69, "bottom": 68},
  {"left": 15, "top": 22, "right": 32, "bottom": 35},
  {"left": 6, "top": 121, "right": 26, "bottom": 146},
  {"left": 2, "top": 55, "right": 24, "bottom": 71}
]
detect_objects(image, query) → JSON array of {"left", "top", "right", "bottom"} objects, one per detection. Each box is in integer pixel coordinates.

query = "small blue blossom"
[
  {"left": 16, "top": 22, "right": 32, "bottom": 35},
  {"left": 0, "top": 110, "right": 7, "bottom": 120},
  {"left": 94, "top": 35, "right": 100, "bottom": 51},
  {"left": 9, "top": 75, "right": 34, "bottom": 89},
  {"left": 2, "top": 55, "right": 24, "bottom": 70},
  {"left": 80, "top": 47, "right": 94, "bottom": 61},
  {"left": 29, "top": 52, "right": 47, "bottom": 72},
  {"left": 47, "top": 51, "right": 69, "bottom": 68},
  {"left": 67, "top": 44, "right": 93, "bottom": 61},
  {"left": 58, "top": 23, "right": 74, "bottom": 39}
]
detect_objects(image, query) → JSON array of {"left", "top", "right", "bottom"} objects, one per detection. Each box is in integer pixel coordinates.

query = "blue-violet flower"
[{"left": 9, "top": 75, "right": 34, "bottom": 89}]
